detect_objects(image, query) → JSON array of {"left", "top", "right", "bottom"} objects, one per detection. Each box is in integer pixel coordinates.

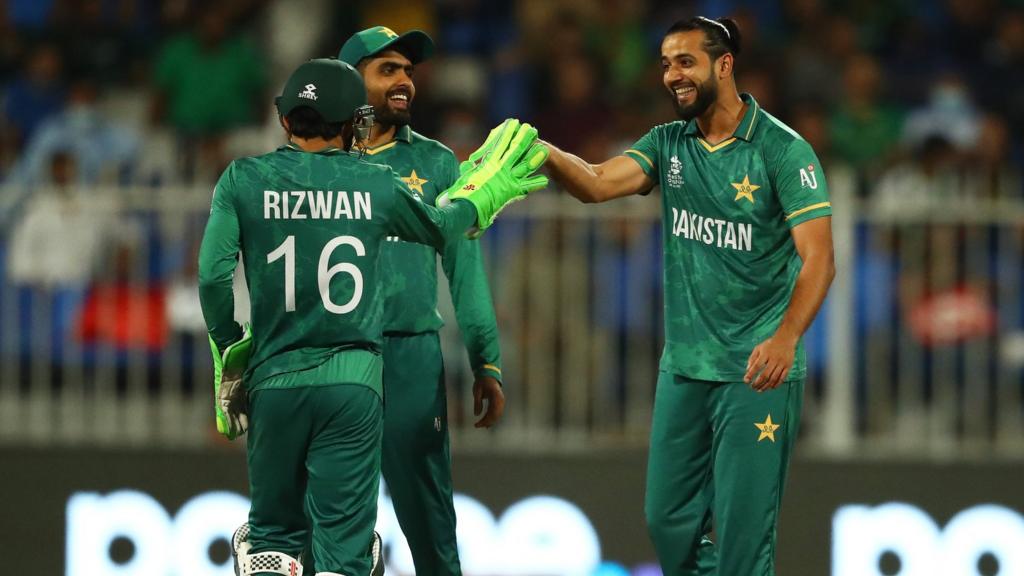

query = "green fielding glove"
[
  {"left": 438, "top": 120, "right": 550, "bottom": 237},
  {"left": 458, "top": 118, "right": 517, "bottom": 175},
  {"left": 208, "top": 324, "right": 253, "bottom": 440}
]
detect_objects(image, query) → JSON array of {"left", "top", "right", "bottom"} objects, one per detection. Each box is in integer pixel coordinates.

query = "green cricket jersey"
[
  {"left": 624, "top": 95, "right": 831, "bottom": 381},
  {"left": 363, "top": 125, "right": 502, "bottom": 382},
  {"left": 198, "top": 144, "right": 476, "bottom": 396}
]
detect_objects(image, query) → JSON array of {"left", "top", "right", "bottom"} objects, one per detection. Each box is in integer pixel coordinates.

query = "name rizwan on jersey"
[
  {"left": 263, "top": 190, "right": 372, "bottom": 221},
  {"left": 670, "top": 207, "right": 752, "bottom": 252}
]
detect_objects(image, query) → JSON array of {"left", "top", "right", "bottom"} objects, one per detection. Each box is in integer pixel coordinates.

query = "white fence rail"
[{"left": 1, "top": 175, "right": 1022, "bottom": 456}]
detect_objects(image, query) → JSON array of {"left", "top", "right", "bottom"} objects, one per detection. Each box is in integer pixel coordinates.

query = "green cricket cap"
[
  {"left": 338, "top": 26, "right": 435, "bottom": 66},
  {"left": 275, "top": 58, "right": 366, "bottom": 123}
]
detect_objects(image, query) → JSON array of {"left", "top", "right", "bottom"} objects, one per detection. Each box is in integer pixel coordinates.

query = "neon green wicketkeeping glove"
[
  {"left": 208, "top": 323, "right": 253, "bottom": 440},
  {"left": 438, "top": 119, "right": 550, "bottom": 237},
  {"left": 458, "top": 118, "right": 516, "bottom": 175}
]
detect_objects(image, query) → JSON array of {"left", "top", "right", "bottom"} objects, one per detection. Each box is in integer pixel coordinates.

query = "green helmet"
[{"left": 275, "top": 58, "right": 366, "bottom": 123}]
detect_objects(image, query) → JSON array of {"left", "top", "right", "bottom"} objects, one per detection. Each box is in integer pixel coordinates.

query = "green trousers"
[
  {"left": 645, "top": 372, "right": 803, "bottom": 576},
  {"left": 381, "top": 331, "right": 462, "bottom": 576},
  {"left": 247, "top": 384, "right": 383, "bottom": 576}
]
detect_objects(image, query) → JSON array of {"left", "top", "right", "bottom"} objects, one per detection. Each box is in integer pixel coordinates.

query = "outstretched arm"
[{"left": 543, "top": 141, "right": 655, "bottom": 204}]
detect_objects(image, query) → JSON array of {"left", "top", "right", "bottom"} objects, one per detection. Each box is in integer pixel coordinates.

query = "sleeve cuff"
[
  {"left": 475, "top": 363, "right": 503, "bottom": 385},
  {"left": 623, "top": 149, "right": 656, "bottom": 178},
  {"left": 785, "top": 202, "right": 831, "bottom": 228}
]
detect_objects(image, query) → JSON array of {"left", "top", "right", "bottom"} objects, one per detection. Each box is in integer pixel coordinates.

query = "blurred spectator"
[
  {"left": 737, "top": 63, "right": 779, "bottom": 117},
  {"left": 872, "top": 135, "right": 961, "bottom": 217},
  {"left": 75, "top": 233, "right": 168, "bottom": 352},
  {"left": 902, "top": 72, "right": 980, "bottom": 153},
  {"left": 166, "top": 236, "right": 250, "bottom": 335},
  {"left": 782, "top": 13, "right": 856, "bottom": 107},
  {"left": 964, "top": 113, "right": 1022, "bottom": 201},
  {"left": 533, "top": 51, "right": 611, "bottom": 153},
  {"left": 150, "top": 5, "right": 267, "bottom": 182},
  {"left": 7, "top": 152, "right": 115, "bottom": 288},
  {"left": 52, "top": 0, "right": 140, "bottom": 85},
  {"left": 979, "top": 10, "right": 1024, "bottom": 143},
  {"left": 7, "top": 0, "right": 59, "bottom": 30},
  {"left": 9, "top": 79, "right": 139, "bottom": 187},
  {"left": 593, "top": 214, "right": 661, "bottom": 414},
  {"left": 788, "top": 103, "right": 833, "bottom": 165},
  {"left": 828, "top": 53, "right": 904, "bottom": 176},
  {"left": 943, "top": 0, "right": 997, "bottom": 68},
  {"left": 436, "top": 104, "right": 485, "bottom": 161},
  {"left": 586, "top": 0, "right": 648, "bottom": 99},
  {"left": 363, "top": 0, "right": 435, "bottom": 38},
  {"left": 2, "top": 42, "right": 65, "bottom": 149}
]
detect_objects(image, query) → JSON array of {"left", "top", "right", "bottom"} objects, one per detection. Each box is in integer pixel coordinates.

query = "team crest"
[
  {"left": 667, "top": 155, "right": 684, "bottom": 188},
  {"left": 298, "top": 84, "right": 317, "bottom": 101},
  {"left": 401, "top": 170, "right": 429, "bottom": 195},
  {"left": 731, "top": 174, "right": 761, "bottom": 204}
]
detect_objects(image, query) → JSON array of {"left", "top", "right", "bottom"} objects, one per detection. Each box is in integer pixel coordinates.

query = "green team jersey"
[
  {"left": 363, "top": 126, "right": 502, "bottom": 382},
  {"left": 624, "top": 95, "right": 831, "bottom": 381},
  {"left": 198, "top": 144, "right": 476, "bottom": 397}
]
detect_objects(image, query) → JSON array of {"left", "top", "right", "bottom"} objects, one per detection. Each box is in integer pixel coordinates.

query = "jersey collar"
[
  {"left": 682, "top": 93, "right": 760, "bottom": 142},
  {"left": 362, "top": 124, "right": 414, "bottom": 156},
  {"left": 280, "top": 143, "right": 345, "bottom": 155},
  {"left": 733, "top": 93, "right": 760, "bottom": 141}
]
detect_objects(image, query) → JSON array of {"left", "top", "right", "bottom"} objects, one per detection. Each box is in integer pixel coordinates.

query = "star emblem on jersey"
[
  {"left": 755, "top": 414, "right": 780, "bottom": 442},
  {"left": 401, "top": 170, "right": 429, "bottom": 195},
  {"left": 732, "top": 174, "right": 761, "bottom": 204}
]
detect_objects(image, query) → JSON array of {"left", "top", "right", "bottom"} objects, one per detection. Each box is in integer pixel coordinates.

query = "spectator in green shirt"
[{"left": 150, "top": 6, "right": 266, "bottom": 182}]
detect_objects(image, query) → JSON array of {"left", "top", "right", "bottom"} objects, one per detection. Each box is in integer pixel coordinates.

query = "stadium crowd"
[{"left": 0, "top": 0, "right": 1021, "bottom": 428}]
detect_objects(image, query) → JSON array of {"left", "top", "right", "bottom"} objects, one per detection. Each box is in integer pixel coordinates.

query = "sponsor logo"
[
  {"left": 298, "top": 84, "right": 317, "bottom": 101},
  {"left": 800, "top": 165, "right": 818, "bottom": 189},
  {"left": 833, "top": 502, "right": 1024, "bottom": 575}
]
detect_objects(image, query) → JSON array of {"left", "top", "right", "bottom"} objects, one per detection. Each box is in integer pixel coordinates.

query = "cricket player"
[
  {"left": 338, "top": 26, "right": 504, "bottom": 575},
  {"left": 199, "top": 58, "right": 547, "bottom": 576},
  {"left": 540, "top": 17, "right": 835, "bottom": 575},
  {"left": 233, "top": 26, "right": 507, "bottom": 575}
]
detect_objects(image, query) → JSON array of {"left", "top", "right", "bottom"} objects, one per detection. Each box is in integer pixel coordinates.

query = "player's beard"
[
  {"left": 373, "top": 90, "right": 412, "bottom": 129},
  {"left": 672, "top": 74, "right": 718, "bottom": 121}
]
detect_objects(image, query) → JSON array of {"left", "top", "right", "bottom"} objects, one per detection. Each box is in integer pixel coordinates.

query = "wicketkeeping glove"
[
  {"left": 208, "top": 324, "right": 253, "bottom": 440},
  {"left": 438, "top": 118, "right": 549, "bottom": 238}
]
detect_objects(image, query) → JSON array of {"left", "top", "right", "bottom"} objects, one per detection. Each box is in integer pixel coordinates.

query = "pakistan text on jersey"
[
  {"left": 263, "top": 190, "right": 372, "bottom": 221},
  {"left": 670, "top": 207, "right": 752, "bottom": 252}
]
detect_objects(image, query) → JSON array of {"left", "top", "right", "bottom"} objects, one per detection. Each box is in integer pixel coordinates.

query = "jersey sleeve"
[
  {"left": 198, "top": 164, "right": 243, "bottom": 351},
  {"left": 773, "top": 138, "right": 832, "bottom": 228},
  {"left": 438, "top": 152, "right": 503, "bottom": 383},
  {"left": 623, "top": 126, "right": 661, "bottom": 179},
  {"left": 387, "top": 175, "right": 476, "bottom": 250}
]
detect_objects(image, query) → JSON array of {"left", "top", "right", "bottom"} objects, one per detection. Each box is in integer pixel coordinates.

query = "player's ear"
[
  {"left": 280, "top": 115, "right": 291, "bottom": 134},
  {"left": 718, "top": 53, "right": 733, "bottom": 78}
]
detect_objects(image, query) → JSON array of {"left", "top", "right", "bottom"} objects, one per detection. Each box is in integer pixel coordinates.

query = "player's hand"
[
  {"left": 473, "top": 375, "right": 505, "bottom": 428},
  {"left": 744, "top": 332, "right": 797, "bottom": 392},
  {"left": 438, "top": 119, "right": 550, "bottom": 237},
  {"left": 459, "top": 119, "right": 514, "bottom": 175}
]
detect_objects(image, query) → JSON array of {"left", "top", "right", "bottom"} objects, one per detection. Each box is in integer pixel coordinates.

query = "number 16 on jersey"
[{"left": 266, "top": 235, "right": 366, "bottom": 314}]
